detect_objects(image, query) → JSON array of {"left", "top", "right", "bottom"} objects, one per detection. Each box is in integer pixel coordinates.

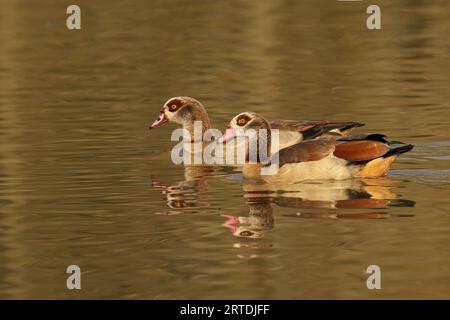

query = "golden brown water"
[{"left": 0, "top": 0, "right": 449, "bottom": 299}]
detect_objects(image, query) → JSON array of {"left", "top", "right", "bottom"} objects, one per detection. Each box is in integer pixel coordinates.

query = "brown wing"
[
  {"left": 269, "top": 120, "right": 319, "bottom": 133},
  {"left": 275, "top": 139, "right": 334, "bottom": 168},
  {"left": 333, "top": 140, "right": 389, "bottom": 161},
  {"left": 269, "top": 121, "right": 324, "bottom": 140},
  {"left": 334, "top": 133, "right": 414, "bottom": 162},
  {"left": 269, "top": 119, "right": 364, "bottom": 135}
]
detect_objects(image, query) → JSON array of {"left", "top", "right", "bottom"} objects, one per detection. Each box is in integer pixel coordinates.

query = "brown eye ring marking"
[
  {"left": 167, "top": 99, "right": 183, "bottom": 112},
  {"left": 240, "top": 230, "right": 254, "bottom": 237},
  {"left": 236, "top": 114, "right": 251, "bottom": 126}
]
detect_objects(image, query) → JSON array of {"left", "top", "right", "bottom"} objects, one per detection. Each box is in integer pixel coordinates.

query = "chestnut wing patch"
[{"left": 333, "top": 140, "right": 389, "bottom": 162}]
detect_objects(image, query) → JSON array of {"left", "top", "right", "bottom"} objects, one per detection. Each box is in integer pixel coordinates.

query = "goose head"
[
  {"left": 219, "top": 112, "right": 271, "bottom": 141},
  {"left": 219, "top": 112, "right": 272, "bottom": 161},
  {"left": 149, "top": 97, "right": 211, "bottom": 133}
]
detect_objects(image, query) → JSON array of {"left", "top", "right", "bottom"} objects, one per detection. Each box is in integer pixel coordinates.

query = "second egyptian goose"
[{"left": 219, "top": 112, "right": 414, "bottom": 181}]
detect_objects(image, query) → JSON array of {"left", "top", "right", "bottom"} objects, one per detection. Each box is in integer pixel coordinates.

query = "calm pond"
[{"left": 0, "top": 0, "right": 449, "bottom": 298}]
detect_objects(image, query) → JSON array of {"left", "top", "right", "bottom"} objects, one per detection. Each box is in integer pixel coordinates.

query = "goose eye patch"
[
  {"left": 236, "top": 115, "right": 251, "bottom": 126},
  {"left": 240, "top": 230, "right": 254, "bottom": 237},
  {"left": 167, "top": 99, "right": 183, "bottom": 112}
]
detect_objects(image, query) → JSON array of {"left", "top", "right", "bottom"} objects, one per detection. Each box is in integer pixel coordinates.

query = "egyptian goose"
[
  {"left": 149, "top": 97, "right": 363, "bottom": 150},
  {"left": 219, "top": 112, "right": 414, "bottom": 181}
]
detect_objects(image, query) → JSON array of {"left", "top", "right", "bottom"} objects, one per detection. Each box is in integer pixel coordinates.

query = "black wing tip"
[
  {"left": 384, "top": 143, "right": 414, "bottom": 158},
  {"left": 302, "top": 125, "right": 325, "bottom": 140},
  {"left": 389, "top": 199, "right": 416, "bottom": 208},
  {"left": 350, "top": 121, "right": 365, "bottom": 128},
  {"left": 338, "top": 133, "right": 388, "bottom": 142},
  {"left": 339, "top": 121, "right": 365, "bottom": 131}
]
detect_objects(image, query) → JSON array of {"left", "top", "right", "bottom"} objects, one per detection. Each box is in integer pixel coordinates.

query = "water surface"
[{"left": 0, "top": 0, "right": 449, "bottom": 299}]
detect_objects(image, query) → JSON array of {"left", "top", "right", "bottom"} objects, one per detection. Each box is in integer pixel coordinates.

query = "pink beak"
[
  {"left": 221, "top": 214, "right": 239, "bottom": 234},
  {"left": 218, "top": 124, "right": 236, "bottom": 143},
  {"left": 149, "top": 112, "right": 168, "bottom": 130}
]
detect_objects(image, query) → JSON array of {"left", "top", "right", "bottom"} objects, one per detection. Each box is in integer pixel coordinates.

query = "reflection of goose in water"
[
  {"left": 222, "top": 197, "right": 274, "bottom": 239},
  {"left": 243, "top": 178, "right": 415, "bottom": 211},
  {"left": 151, "top": 165, "right": 234, "bottom": 214},
  {"left": 222, "top": 178, "right": 415, "bottom": 239}
]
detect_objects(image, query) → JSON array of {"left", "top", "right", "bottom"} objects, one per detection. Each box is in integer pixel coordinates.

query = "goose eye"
[
  {"left": 240, "top": 230, "right": 254, "bottom": 237},
  {"left": 237, "top": 118, "right": 247, "bottom": 126},
  {"left": 169, "top": 104, "right": 179, "bottom": 112}
]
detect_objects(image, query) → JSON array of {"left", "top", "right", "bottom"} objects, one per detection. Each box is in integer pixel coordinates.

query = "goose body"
[
  {"left": 220, "top": 112, "right": 413, "bottom": 182},
  {"left": 243, "top": 153, "right": 355, "bottom": 181}
]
